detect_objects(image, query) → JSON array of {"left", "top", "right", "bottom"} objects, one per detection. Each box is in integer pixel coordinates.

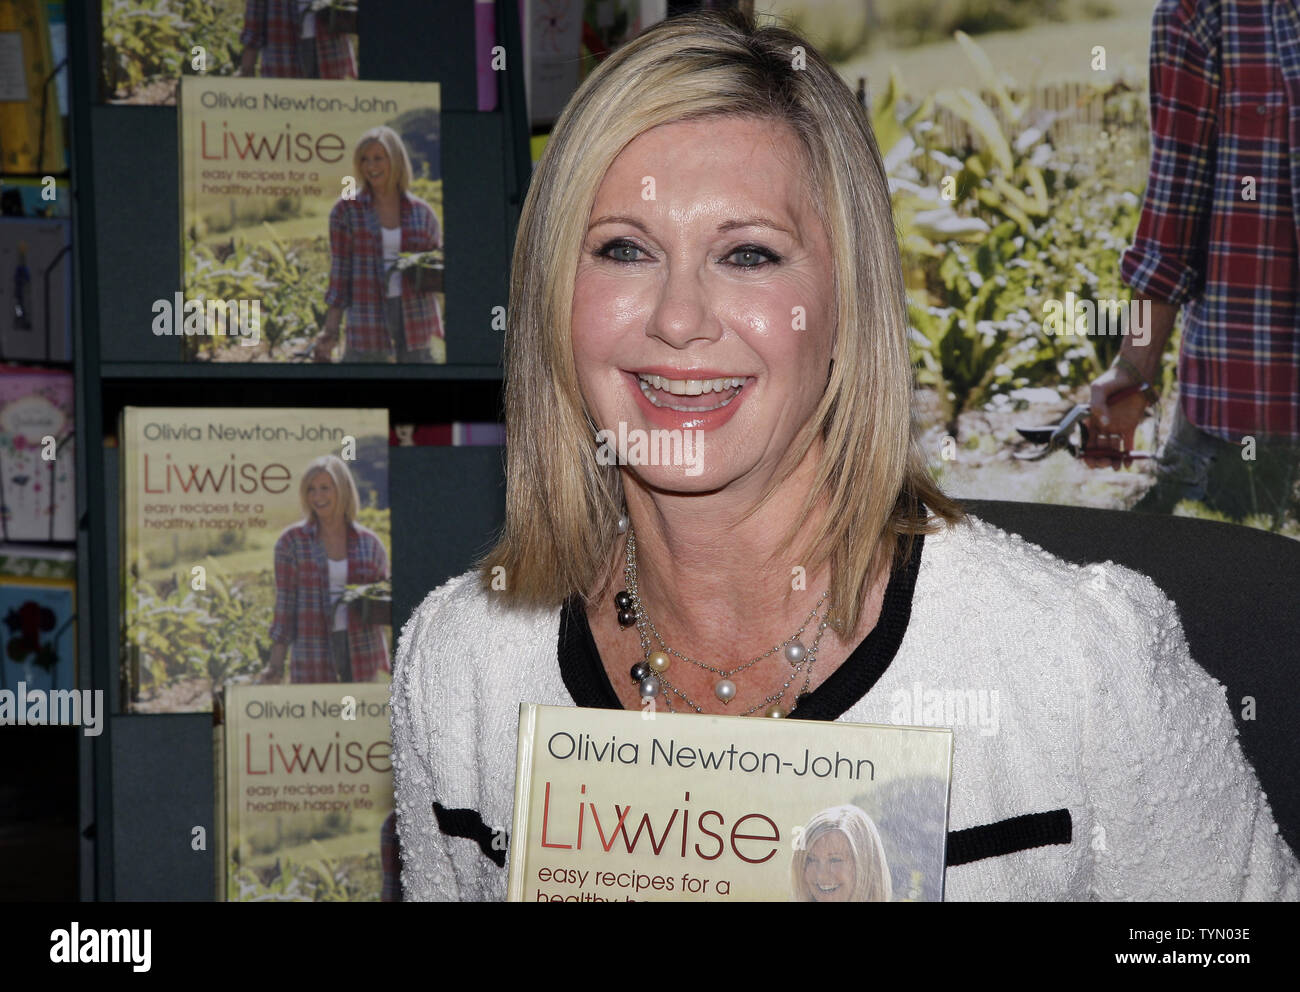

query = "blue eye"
[
  {"left": 593, "top": 239, "right": 781, "bottom": 268},
  {"left": 594, "top": 239, "right": 646, "bottom": 263},
  {"left": 725, "top": 246, "right": 779, "bottom": 268}
]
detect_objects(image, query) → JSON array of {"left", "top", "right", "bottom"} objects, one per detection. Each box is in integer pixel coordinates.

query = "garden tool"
[{"left": 1015, "top": 383, "right": 1155, "bottom": 463}]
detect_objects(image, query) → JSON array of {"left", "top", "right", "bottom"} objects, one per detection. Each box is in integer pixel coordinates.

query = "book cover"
[
  {"left": 0, "top": 0, "right": 64, "bottom": 173},
  {"left": 178, "top": 76, "right": 443, "bottom": 363},
  {"left": 520, "top": 1, "right": 665, "bottom": 130},
  {"left": 120, "top": 407, "right": 390, "bottom": 713},
  {"left": 0, "top": 365, "right": 74, "bottom": 541},
  {"left": 0, "top": 543, "right": 75, "bottom": 693},
  {"left": 215, "top": 682, "right": 393, "bottom": 901},
  {"left": 0, "top": 219, "right": 72, "bottom": 361},
  {"left": 508, "top": 703, "right": 953, "bottom": 902},
  {"left": 523, "top": 0, "right": 581, "bottom": 129},
  {"left": 101, "top": 0, "right": 360, "bottom": 106}
]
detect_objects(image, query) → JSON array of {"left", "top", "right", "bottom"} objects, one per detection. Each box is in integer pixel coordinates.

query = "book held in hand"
[{"left": 508, "top": 703, "right": 953, "bottom": 901}]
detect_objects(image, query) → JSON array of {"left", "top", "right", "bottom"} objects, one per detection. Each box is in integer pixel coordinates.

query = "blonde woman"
[
  {"left": 262, "top": 455, "right": 389, "bottom": 683},
  {"left": 791, "top": 806, "right": 892, "bottom": 903},
  {"left": 390, "top": 10, "right": 1298, "bottom": 900},
  {"left": 316, "top": 126, "right": 444, "bottom": 363}
]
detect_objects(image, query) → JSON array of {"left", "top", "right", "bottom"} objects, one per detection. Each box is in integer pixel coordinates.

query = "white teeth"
[
  {"left": 637, "top": 374, "right": 746, "bottom": 395},
  {"left": 637, "top": 375, "right": 746, "bottom": 412}
]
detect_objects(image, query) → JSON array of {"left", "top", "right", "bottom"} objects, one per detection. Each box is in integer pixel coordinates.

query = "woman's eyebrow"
[{"left": 587, "top": 214, "right": 794, "bottom": 235}]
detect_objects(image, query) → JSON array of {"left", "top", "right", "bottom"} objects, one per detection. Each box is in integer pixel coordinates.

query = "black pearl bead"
[
  {"left": 630, "top": 662, "right": 650, "bottom": 682},
  {"left": 617, "top": 608, "right": 636, "bottom": 628},
  {"left": 614, "top": 590, "right": 632, "bottom": 610}
]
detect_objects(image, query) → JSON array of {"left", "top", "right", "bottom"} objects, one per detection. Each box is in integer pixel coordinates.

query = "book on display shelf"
[
  {"left": 178, "top": 75, "right": 443, "bottom": 363},
  {"left": 214, "top": 681, "right": 395, "bottom": 901},
  {"left": 119, "top": 406, "right": 391, "bottom": 713}
]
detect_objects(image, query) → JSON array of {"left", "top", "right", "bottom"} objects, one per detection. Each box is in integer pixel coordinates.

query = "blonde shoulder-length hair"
[
  {"left": 479, "top": 7, "right": 963, "bottom": 635},
  {"left": 353, "top": 125, "right": 413, "bottom": 196},
  {"left": 791, "top": 805, "right": 892, "bottom": 902},
  {"left": 299, "top": 454, "right": 360, "bottom": 526}
]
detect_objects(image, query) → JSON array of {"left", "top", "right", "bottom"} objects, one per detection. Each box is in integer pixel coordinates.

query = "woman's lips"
[{"left": 622, "top": 370, "right": 752, "bottom": 431}]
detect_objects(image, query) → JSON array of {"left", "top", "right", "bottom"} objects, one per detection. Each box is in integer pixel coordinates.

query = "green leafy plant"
[{"left": 102, "top": 0, "right": 242, "bottom": 100}]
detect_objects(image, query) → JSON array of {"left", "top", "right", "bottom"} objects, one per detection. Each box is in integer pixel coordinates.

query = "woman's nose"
[{"left": 646, "top": 262, "right": 723, "bottom": 349}]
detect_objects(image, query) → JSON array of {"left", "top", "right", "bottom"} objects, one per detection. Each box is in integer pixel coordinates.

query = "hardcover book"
[
  {"left": 215, "top": 682, "right": 394, "bottom": 901},
  {"left": 0, "top": 0, "right": 65, "bottom": 173},
  {"left": 178, "top": 76, "right": 443, "bottom": 363},
  {"left": 508, "top": 703, "right": 953, "bottom": 902},
  {"left": 518, "top": 1, "right": 665, "bottom": 129},
  {"left": 0, "top": 365, "right": 74, "bottom": 541},
  {"left": 120, "top": 406, "right": 390, "bottom": 713},
  {"left": 0, "top": 219, "right": 72, "bottom": 362},
  {"left": 0, "top": 542, "right": 75, "bottom": 693}
]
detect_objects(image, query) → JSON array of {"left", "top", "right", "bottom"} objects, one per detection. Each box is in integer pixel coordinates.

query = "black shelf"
[
  {"left": 99, "top": 361, "right": 503, "bottom": 380},
  {"left": 69, "top": 0, "right": 528, "bottom": 900}
]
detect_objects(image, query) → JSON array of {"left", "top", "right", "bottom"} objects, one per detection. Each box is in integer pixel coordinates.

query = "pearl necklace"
[{"left": 614, "top": 521, "right": 833, "bottom": 718}]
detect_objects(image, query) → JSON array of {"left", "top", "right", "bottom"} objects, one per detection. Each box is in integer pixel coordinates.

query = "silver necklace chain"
[{"left": 622, "top": 526, "right": 833, "bottom": 716}]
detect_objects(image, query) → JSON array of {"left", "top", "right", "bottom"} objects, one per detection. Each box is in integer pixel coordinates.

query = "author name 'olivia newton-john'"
[
  {"left": 140, "top": 421, "right": 346, "bottom": 443},
  {"left": 199, "top": 90, "right": 399, "bottom": 115},
  {"left": 547, "top": 731, "right": 875, "bottom": 781}
]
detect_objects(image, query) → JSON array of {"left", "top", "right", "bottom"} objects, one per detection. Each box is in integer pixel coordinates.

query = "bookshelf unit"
[{"left": 68, "top": 0, "right": 526, "bottom": 899}]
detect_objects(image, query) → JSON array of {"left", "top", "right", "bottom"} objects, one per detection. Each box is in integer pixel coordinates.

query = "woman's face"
[
  {"left": 571, "top": 115, "right": 836, "bottom": 493},
  {"left": 307, "top": 471, "right": 340, "bottom": 522},
  {"left": 360, "top": 142, "right": 392, "bottom": 193},
  {"left": 804, "top": 829, "right": 855, "bottom": 902}
]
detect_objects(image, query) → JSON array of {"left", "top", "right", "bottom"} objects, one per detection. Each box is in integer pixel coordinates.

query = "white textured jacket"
[{"left": 390, "top": 514, "right": 1300, "bottom": 901}]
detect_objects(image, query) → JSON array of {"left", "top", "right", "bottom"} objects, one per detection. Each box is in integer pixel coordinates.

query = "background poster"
[{"left": 752, "top": 2, "right": 1299, "bottom": 538}]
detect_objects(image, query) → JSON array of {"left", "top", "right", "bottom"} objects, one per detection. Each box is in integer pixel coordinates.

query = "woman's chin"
[{"left": 620, "top": 463, "right": 733, "bottom": 496}]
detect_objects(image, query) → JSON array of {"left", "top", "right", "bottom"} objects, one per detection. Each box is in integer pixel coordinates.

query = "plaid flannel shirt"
[
  {"left": 269, "top": 518, "right": 390, "bottom": 682},
  {"left": 240, "top": 0, "right": 357, "bottom": 79},
  {"left": 1120, "top": 0, "right": 1300, "bottom": 442},
  {"left": 325, "top": 188, "right": 444, "bottom": 355}
]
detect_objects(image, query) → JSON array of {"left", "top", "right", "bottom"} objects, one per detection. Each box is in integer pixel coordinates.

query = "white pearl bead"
[
  {"left": 784, "top": 640, "right": 806, "bottom": 664},
  {"left": 617, "top": 515, "right": 629, "bottom": 534},
  {"left": 714, "top": 679, "right": 736, "bottom": 702}
]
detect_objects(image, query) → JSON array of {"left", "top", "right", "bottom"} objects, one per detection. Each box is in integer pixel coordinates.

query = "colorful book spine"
[{"left": 389, "top": 422, "right": 505, "bottom": 446}]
